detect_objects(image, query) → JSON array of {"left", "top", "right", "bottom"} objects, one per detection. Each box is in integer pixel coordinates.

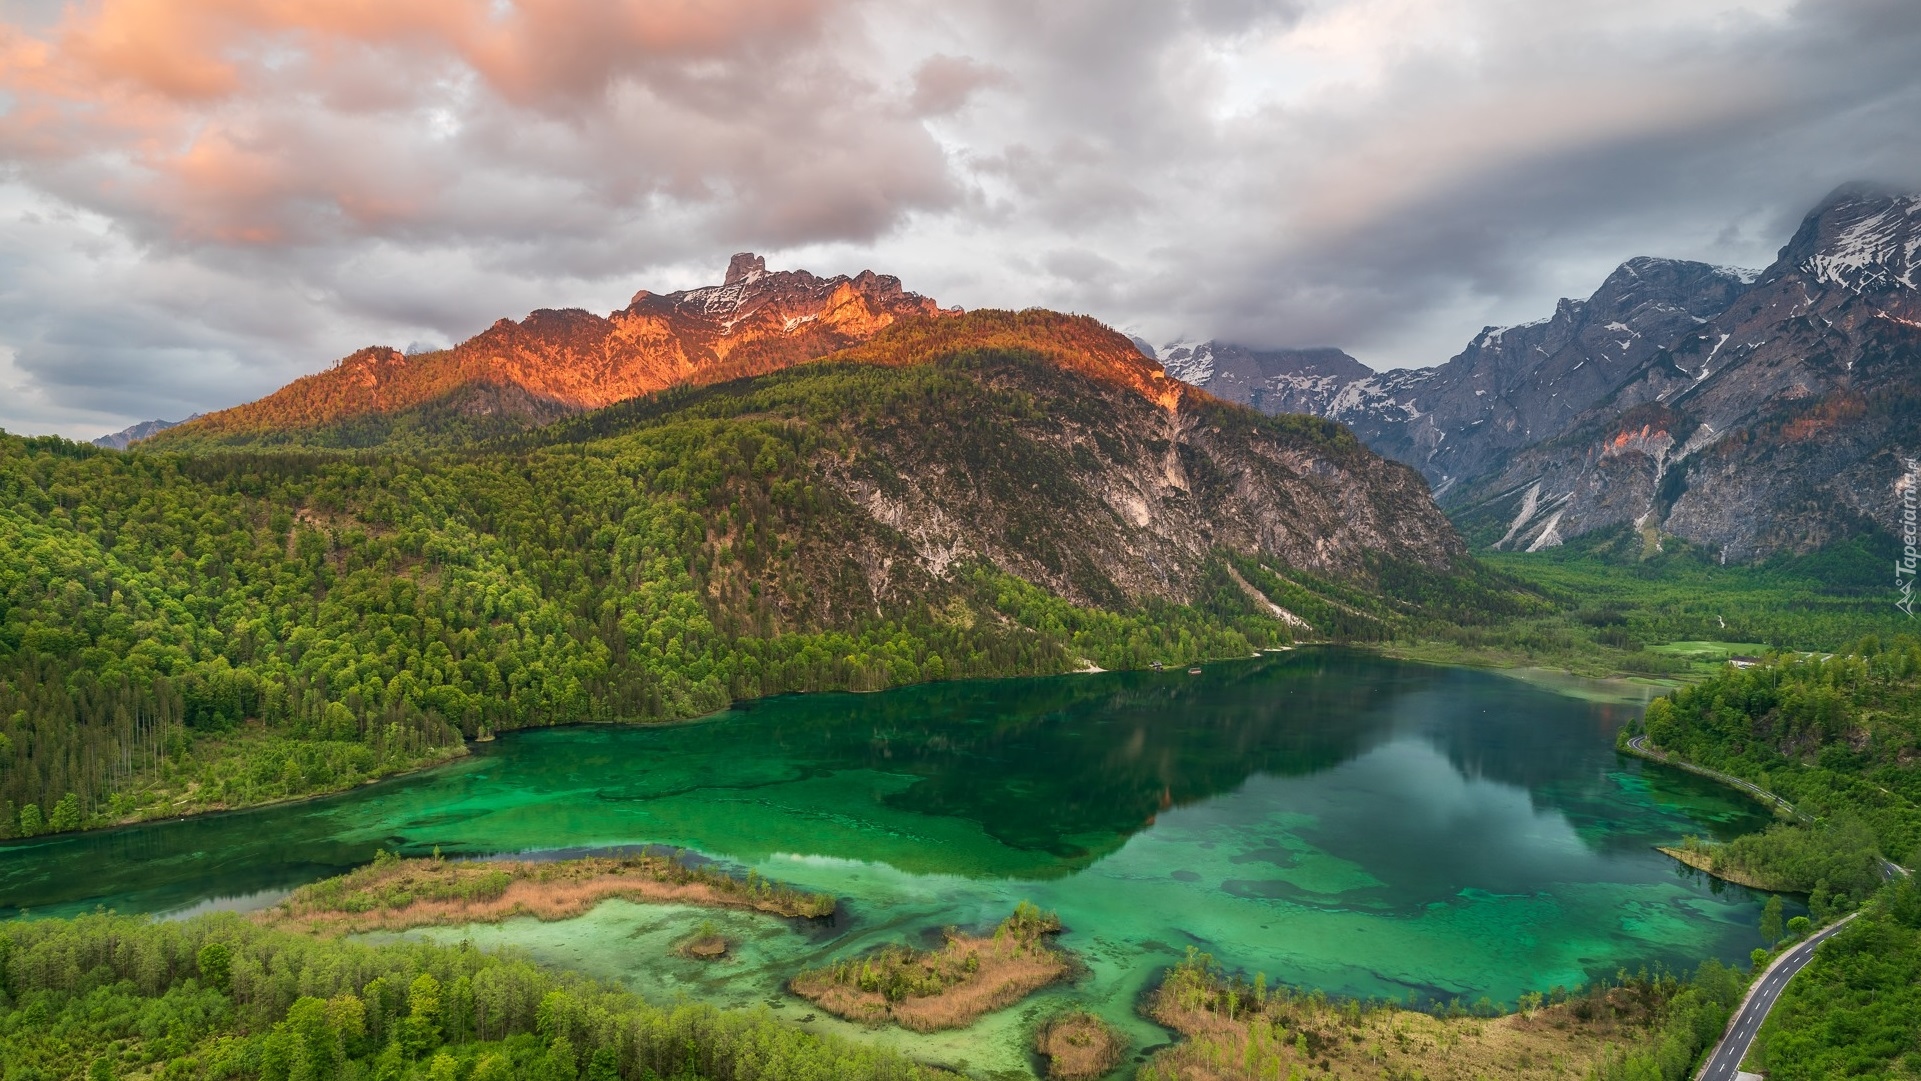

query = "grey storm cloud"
[{"left": 0, "top": 0, "right": 1918, "bottom": 438}]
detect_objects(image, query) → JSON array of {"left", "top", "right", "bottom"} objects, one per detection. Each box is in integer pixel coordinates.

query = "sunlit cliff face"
[{"left": 1, "top": 0, "right": 1918, "bottom": 437}]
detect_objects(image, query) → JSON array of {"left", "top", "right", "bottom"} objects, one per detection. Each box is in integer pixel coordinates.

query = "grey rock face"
[
  {"left": 1453, "top": 185, "right": 1921, "bottom": 560},
  {"left": 1332, "top": 258, "right": 1754, "bottom": 495},
  {"left": 92, "top": 415, "right": 201, "bottom": 449},
  {"left": 1153, "top": 341, "right": 1374, "bottom": 417},
  {"left": 821, "top": 353, "right": 1464, "bottom": 613},
  {"left": 1166, "top": 185, "right": 1921, "bottom": 562},
  {"left": 1168, "top": 259, "right": 1753, "bottom": 497}
]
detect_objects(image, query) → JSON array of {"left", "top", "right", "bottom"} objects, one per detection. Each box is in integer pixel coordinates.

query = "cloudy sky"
[{"left": 2, "top": 0, "right": 1918, "bottom": 439}]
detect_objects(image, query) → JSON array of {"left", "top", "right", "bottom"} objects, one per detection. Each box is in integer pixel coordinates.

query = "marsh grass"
[
  {"left": 789, "top": 901, "right": 1070, "bottom": 1032},
  {"left": 1034, "top": 1010, "right": 1126, "bottom": 1080},
  {"left": 264, "top": 851, "right": 835, "bottom": 934},
  {"left": 1139, "top": 949, "right": 1688, "bottom": 1081}
]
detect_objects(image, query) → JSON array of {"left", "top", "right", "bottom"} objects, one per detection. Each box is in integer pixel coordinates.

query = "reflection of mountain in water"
[
  {"left": 854, "top": 651, "right": 1418, "bottom": 858},
  {"left": 1408, "top": 670, "right": 1767, "bottom": 857}
]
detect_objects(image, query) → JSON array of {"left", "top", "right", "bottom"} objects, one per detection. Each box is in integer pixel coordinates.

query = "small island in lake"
[
  {"left": 1034, "top": 1010, "right": 1127, "bottom": 1080},
  {"left": 789, "top": 902, "right": 1072, "bottom": 1032},
  {"left": 676, "top": 920, "right": 732, "bottom": 960},
  {"left": 260, "top": 851, "right": 835, "bottom": 935}
]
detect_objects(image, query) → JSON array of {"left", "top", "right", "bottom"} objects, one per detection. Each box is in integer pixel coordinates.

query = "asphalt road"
[{"left": 1695, "top": 913, "right": 1857, "bottom": 1081}]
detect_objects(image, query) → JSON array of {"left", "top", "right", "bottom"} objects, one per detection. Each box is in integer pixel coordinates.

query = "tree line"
[{"left": 0, "top": 910, "right": 945, "bottom": 1081}]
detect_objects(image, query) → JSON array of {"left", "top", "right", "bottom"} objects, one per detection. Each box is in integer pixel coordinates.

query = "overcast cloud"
[{"left": 2, "top": 0, "right": 1918, "bottom": 438}]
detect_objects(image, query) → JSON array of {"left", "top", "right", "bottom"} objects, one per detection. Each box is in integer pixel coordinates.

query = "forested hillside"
[{"left": 0, "top": 316, "right": 1515, "bottom": 839}]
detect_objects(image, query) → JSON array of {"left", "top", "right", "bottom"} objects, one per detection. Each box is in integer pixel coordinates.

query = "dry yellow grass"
[
  {"left": 1656, "top": 846, "right": 1784, "bottom": 891},
  {"left": 1140, "top": 952, "right": 1668, "bottom": 1081},
  {"left": 259, "top": 852, "right": 835, "bottom": 935},
  {"left": 790, "top": 903, "right": 1072, "bottom": 1032},
  {"left": 1035, "top": 1010, "right": 1127, "bottom": 1080}
]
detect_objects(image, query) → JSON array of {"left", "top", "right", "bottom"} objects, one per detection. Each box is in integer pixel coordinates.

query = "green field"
[{"left": 1390, "top": 531, "right": 1906, "bottom": 682}]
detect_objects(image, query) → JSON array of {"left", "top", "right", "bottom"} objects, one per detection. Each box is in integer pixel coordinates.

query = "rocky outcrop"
[{"left": 806, "top": 318, "right": 1462, "bottom": 609}]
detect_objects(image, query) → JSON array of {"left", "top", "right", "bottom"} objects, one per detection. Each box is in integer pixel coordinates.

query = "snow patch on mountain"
[{"left": 1801, "top": 193, "right": 1921, "bottom": 292}]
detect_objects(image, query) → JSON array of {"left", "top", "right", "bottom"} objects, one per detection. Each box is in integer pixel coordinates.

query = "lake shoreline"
[
  {"left": 3, "top": 647, "right": 1789, "bottom": 1080},
  {"left": 1, "top": 741, "right": 473, "bottom": 852},
  {"left": 1655, "top": 846, "right": 1787, "bottom": 892}
]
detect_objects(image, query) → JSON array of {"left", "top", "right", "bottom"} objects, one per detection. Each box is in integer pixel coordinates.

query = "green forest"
[
  {"left": 1753, "top": 874, "right": 1921, "bottom": 1080},
  {"left": 1638, "top": 638, "right": 1921, "bottom": 874},
  {"left": 0, "top": 910, "right": 944, "bottom": 1081}
]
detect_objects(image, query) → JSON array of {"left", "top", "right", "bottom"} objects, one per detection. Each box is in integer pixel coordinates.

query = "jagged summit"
[
  {"left": 1168, "top": 257, "right": 1754, "bottom": 494},
  {"left": 725, "top": 252, "right": 768, "bottom": 285},
  {"left": 1151, "top": 340, "right": 1372, "bottom": 417},
  {"left": 1151, "top": 185, "right": 1921, "bottom": 561}
]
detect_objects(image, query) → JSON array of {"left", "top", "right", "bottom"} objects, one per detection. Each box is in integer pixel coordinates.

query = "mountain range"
[
  {"left": 1154, "top": 184, "right": 1921, "bottom": 561},
  {"left": 109, "top": 184, "right": 1921, "bottom": 564},
  {"left": 42, "top": 268, "right": 1506, "bottom": 645}
]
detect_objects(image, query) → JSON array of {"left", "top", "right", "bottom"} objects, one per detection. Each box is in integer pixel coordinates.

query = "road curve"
[{"left": 1695, "top": 913, "right": 1857, "bottom": 1081}]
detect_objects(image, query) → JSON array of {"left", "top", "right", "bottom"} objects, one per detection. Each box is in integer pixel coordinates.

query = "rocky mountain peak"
[
  {"left": 1446, "top": 183, "right": 1921, "bottom": 562},
  {"left": 1781, "top": 183, "right": 1921, "bottom": 294},
  {"left": 725, "top": 252, "right": 769, "bottom": 285},
  {"left": 92, "top": 414, "right": 202, "bottom": 449}
]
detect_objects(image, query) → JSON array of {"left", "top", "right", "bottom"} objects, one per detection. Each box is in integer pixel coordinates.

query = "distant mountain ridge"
[
  {"left": 1171, "top": 184, "right": 1921, "bottom": 561},
  {"left": 1456, "top": 184, "right": 1921, "bottom": 559},
  {"left": 1164, "top": 258, "right": 1756, "bottom": 497},
  {"left": 92, "top": 415, "right": 200, "bottom": 449},
  {"left": 151, "top": 253, "right": 959, "bottom": 448},
  {"left": 1146, "top": 342, "right": 1373, "bottom": 417}
]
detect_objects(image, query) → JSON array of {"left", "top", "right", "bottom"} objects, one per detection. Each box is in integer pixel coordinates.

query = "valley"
[{"left": 6, "top": 189, "right": 1920, "bottom": 1081}]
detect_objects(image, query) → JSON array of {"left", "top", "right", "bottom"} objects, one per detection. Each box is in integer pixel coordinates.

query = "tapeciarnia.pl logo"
[{"left": 1899, "top": 457, "right": 1920, "bottom": 617}]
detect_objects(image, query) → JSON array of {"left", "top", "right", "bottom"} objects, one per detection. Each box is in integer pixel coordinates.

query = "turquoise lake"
[{"left": 0, "top": 650, "right": 1783, "bottom": 1075}]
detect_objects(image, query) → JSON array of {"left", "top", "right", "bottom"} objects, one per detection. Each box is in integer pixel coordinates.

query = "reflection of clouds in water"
[
  {"left": 1110, "top": 735, "right": 1596, "bottom": 913},
  {"left": 1285, "top": 738, "right": 1596, "bottom": 893}
]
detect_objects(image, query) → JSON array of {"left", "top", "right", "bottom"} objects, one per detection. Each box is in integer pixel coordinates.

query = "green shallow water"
[{"left": 0, "top": 650, "right": 1784, "bottom": 1076}]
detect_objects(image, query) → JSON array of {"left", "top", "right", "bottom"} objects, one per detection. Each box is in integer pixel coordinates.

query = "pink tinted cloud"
[{"left": 0, "top": 0, "right": 950, "bottom": 248}]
